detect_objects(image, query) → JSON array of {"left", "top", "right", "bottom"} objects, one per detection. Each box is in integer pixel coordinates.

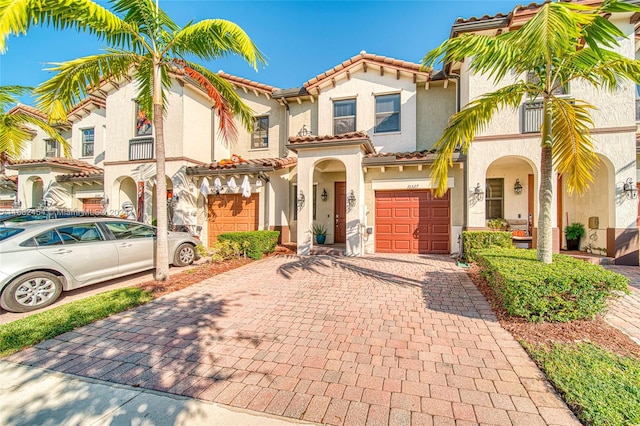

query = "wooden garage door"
[
  {"left": 82, "top": 198, "right": 104, "bottom": 213},
  {"left": 207, "top": 194, "right": 259, "bottom": 246},
  {"left": 375, "top": 190, "right": 450, "bottom": 254}
]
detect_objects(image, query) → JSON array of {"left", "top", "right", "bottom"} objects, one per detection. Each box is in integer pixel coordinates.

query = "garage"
[
  {"left": 82, "top": 198, "right": 104, "bottom": 213},
  {"left": 207, "top": 194, "right": 259, "bottom": 246},
  {"left": 375, "top": 190, "right": 450, "bottom": 254}
]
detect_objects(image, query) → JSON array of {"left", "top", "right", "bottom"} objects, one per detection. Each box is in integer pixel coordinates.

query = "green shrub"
[
  {"left": 195, "top": 244, "right": 209, "bottom": 257},
  {"left": 478, "top": 248, "right": 629, "bottom": 322},
  {"left": 218, "top": 230, "right": 280, "bottom": 260},
  {"left": 462, "top": 231, "right": 512, "bottom": 262},
  {"left": 209, "top": 239, "right": 244, "bottom": 262}
]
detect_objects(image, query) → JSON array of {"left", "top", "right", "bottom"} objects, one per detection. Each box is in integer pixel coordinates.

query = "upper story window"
[
  {"left": 526, "top": 71, "right": 568, "bottom": 96},
  {"left": 81, "top": 128, "right": 94, "bottom": 157},
  {"left": 252, "top": 116, "right": 269, "bottom": 149},
  {"left": 375, "top": 94, "right": 401, "bottom": 133},
  {"left": 333, "top": 99, "right": 356, "bottom": 135},
  {"left": 135, "top": 103, "right": 152, "bottom": 137},
  {"left": 45, "top": 139, "right": 60, "bottom": 158}
]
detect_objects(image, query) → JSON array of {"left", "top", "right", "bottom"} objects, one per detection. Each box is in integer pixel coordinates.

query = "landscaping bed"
[{"left": 468, "top": 249, "right": 640, "bottom": 425}]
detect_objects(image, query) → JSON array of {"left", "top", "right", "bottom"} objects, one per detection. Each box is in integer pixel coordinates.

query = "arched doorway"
[
  {"left": 30, "top": 177, "right": 44, "bottom": 208},
  {"left": 312, "top": 159, "right": 347, "bottom": 245}
]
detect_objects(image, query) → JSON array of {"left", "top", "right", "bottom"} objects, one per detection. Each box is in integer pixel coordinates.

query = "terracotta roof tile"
[
  {"left": 198, "top": 156, "right": 297, "bottom": 171},
  {"left": 0, "top": 174, "right": 18, "bottom": 184},
  {"left": 7, "top": 104, "right": 47, "bottom": 120},
  {"left": 67, "top": 95, "right": 106, "bottom": 120},
  {"left": 56, "top": 170, "right": 104, "bottom": 182},
  {"left": 9, "top": 157, "right": 103, "bottom": 172},
  {"left": 365, "top": 150, "right": 437, "bottom": 160},
  {"left": 218, "top": 71, "right": 280, "bottom": 94},
  {"left": 288, "top": 131, "right": 370, "bottom": 144},
  {"left": 303, "top": 52, "right": 430, "bottom": 90}
]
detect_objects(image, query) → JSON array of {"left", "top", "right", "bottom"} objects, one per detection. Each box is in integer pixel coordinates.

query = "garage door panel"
[
  {"left": 375, "top": 189, "right": 450, "bottom": 254},
  {"left": 208, "top": 194, "right": 258, "bottom": 246}
]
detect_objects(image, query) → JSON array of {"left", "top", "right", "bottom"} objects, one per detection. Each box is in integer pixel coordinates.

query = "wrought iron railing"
[
  {"left": 129, "top": 138, "right": 154, "bottom": 161},
  {"left": 522, "top": 101, "right": 544, "bottom": 133}
]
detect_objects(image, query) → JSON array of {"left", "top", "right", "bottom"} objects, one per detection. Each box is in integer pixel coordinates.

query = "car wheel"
[
  {"left": 0, "top": 272, "right": 63, "bottom": 313},
  {"left": 174, "top": 243, "right": 195, "bottom": 267}
]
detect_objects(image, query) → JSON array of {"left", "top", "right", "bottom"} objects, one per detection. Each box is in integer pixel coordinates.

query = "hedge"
[
  {"left": 462, "top": 231, "right": 512, "bottom": 262},
  {"left": 478, "top": 248, "right": 629, "bottom": 322},
  {"left": 218, "top": 230, "right": 280, "bottom": 260}
]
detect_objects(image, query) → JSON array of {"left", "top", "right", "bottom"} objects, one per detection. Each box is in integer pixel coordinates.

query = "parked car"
[
  {"left": 0, "top": 218, "right": 199, "bottom": 313},
  {"left": 0, "top": 209, "right": 109, "bottom": 226}
]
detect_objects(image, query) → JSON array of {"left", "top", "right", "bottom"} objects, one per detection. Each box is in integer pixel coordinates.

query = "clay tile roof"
[
  {"left": 9, "top": 157, "right": 103, "bottom": 172},
  {"left": 7, "top": 104, "right": 47, "bottom": 120},
  {"left": 362, "top": 148, "right": 464, "bottom": 165},
  {"left": 303, "top": 52, "right": 430, "bottom": 90},
  {"left": 218, "top": 71, "right": 280, "bottom": 94},
  {"left": 56, "top": 170, "right": 104, "bottom": 182},
  {"left": 67, "top": 95, "right": 106, "bottom": 119},
  {"left": 197, "top": 156, "right": 297, "bottom": 171},
  {"left": 288, "top": 131, "right": 370, "bottom": 144},
  {"left": 0, "top": 174, "right": 18, "bottom": 184}
]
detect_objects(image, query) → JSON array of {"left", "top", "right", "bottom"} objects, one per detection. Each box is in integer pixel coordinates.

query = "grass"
[
  {"left": 526, "top": 342, "right": 640, "bottom": 426},
  {"left": 0, "top": 287, "right": 152, "bottom": 357}
]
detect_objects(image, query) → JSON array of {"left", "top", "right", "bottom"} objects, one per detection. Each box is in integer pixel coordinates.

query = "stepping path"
[
  {"left": 605, "top": 265, "right": 640, "bottom": 345},
  {"left": 6, "top": 254, "right": 579, "bottom": 425}
]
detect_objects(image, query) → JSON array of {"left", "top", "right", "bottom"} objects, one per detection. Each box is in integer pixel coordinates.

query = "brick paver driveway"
[
  {"left": 7, "top": 254, "right": 578, "bottom": 425},
  {"left": 605, "top": 265, "right": 640, "bottom": 344}
]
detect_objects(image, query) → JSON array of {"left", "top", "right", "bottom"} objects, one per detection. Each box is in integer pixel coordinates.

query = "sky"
[{"left": 0, "top": 0, "right": 527, "bottom": 106}]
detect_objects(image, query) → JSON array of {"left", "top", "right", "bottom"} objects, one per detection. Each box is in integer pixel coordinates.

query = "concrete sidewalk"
[{"left": 0, "top": 360, "right": 312, "bottom": 426}]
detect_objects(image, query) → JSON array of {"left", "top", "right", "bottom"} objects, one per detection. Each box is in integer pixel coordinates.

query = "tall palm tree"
[
  {"left": 0, "top": 0, "right": 264, "bottom": 279},
  {"left": 0, "top": 85, "right": 68, "bottom": 171},
  {"left": 423, "top": 0, "right": 640, "bottom": 263}
]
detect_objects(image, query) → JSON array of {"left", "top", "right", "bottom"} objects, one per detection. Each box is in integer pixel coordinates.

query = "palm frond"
[
  {"left": 430, "top": 83, "right": 528, "bottom": 196},
  {"left": 0, "top": 0, "right": 134, "bottom": 53},
  {"left": 183, "top": 61, "right": 255, "bottom": 132},
  {"left": 131, "top": 58, "right": 171, "bottom": 119},
  {"left": 0, "top": 111, "right": 69, "bottom": 157},
  {"left": 34, "top": 51, "right": 142, "bottom": 122},
  {"left": 168, "top": 19, "right": 266, "bottom": 69},
  {"left": 0, "top": 85, "right": 31, "bottom": 112},
  {"left": 549, "top": 98, "right": 598, "bottom": 195}
]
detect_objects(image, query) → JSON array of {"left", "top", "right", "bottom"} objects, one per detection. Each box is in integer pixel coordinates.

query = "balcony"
[
  {"left": 522, "top": 101, "right": 544, "bottom": 133},
  {"left": 129, "top": 137, "right": 154, "bottom": 161}
]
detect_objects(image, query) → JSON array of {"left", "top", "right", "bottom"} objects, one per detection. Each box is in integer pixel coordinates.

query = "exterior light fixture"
[
  {"left": 297, "top": 190, "right": 305, "bottom": 210},
  {"left": 623, "top": 177, "right": 638, "bottom": 199},
  {"left": 11, "top": 199, "right": 21, "bottom": 209},
  {"left": 347, "top": 190, "right": 357, "bottom": 209},
  {"left": 473, "top": 183, "right": 484, "bottom": 201},
  {"left": 100, "top": 195, "right": 110, "bottom": 207},
  {"left": 321, "top": 188, "right": 328, "bottom": 202},
  {"left": 514, "top": 179, "right": 523, "bottom": 195}
]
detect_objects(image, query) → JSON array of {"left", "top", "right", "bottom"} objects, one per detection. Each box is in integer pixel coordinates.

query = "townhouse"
[{"left": 2, "top": 1, "right": 639, "bottom": 264}]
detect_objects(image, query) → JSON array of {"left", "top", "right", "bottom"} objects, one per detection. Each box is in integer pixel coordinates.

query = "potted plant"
[
  {"left": 311, "top": 222, "right": 328, "bottom": 244},
  {"left": 565, "top": 222, "right": 585, "bottom": 251},
  {"left": 487, "top": 218, "right": 508, "bottom": 231}
]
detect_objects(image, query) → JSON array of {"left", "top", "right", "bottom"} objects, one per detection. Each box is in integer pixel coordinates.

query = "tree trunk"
[
  {"left": 537, "top": 99, "right": 554, "bottom": 264},
  {"left": 153, "top": 61, "right": 169, "bottom": 281}
]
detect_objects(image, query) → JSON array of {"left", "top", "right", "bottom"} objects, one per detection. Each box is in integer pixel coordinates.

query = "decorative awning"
[
  {"left": 287, "top": 131, "right": 376, "bottom": 155},
  {"left": 362, "top": 149, "right": 465, "bottom": 171},
  {"left": 56, "top": 171, "right": 104, "bottom": 185},
  {"left": 186, "top": 157, "right": 297, "bottom": 176}
]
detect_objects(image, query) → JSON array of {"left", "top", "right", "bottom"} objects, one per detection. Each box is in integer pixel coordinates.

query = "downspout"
[
  {"left": 210, "top": 106, "right": 216, "bottom": 162},
  {"left": 282, "top": 98, "right": 290, "bottom": 158}
]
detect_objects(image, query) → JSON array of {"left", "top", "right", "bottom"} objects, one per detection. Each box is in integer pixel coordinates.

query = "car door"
[
  {"left": 102, "top": 221, "right": 156, "bottom": 275},
  {"left": 37, "top": 223, "right": 119, "bottom": 287}
]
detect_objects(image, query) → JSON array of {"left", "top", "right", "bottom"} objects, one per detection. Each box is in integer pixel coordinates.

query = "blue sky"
[{"left": 0, "top": 0, "right": 526, "bottom": 105}]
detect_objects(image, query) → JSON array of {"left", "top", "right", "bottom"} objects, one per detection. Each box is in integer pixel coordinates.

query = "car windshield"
[{"left": 0, "top": 227, "right": 24, "bottom": 241}]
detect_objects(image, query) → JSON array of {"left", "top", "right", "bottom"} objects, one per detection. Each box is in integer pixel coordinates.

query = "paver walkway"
[
  {"left": 605, "top": 265, "right": 640, "bottom": 344},
  {"left": 6, "top": 254, "right": 579, "bottom": 425}
]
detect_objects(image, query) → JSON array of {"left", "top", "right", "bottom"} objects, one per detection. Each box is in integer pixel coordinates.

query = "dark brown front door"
[{"left": 334, "top": 182, "right": 346, "bottom": 243}]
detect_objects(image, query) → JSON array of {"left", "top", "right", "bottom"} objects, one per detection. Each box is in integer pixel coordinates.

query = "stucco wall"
[
  {"left": 182, "top": 85, "right": 213, "bottom": 162},
  {"left": 316, "top": 71, "right": 418, "bottom": 153},
  {"left": 416, "top": 82, "right": 457, "bottom": 150},
  {"left": 71, "top": 108, "right": 106, "bottom": 166}
]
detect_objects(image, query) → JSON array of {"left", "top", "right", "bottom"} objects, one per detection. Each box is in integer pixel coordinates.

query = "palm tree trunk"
[
  {"left": 537, "top": 100, "right": 554, "bottom": 264},
  {"left": 153, "top": 60, "right": 169, "bottom": 281}
]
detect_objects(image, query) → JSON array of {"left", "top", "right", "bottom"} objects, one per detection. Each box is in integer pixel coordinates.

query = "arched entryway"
[
  {"left": 151, "top": 176, "right": 173, "bottom": 226},
  {"left": 114, "top": 176, "right": 138, "bottom": 219},
  {"left": 312, "top": 159, "right": 347, "bottom": 246},
  {"left": 27, "top": 177, "right": 44, "bottom": 208}
]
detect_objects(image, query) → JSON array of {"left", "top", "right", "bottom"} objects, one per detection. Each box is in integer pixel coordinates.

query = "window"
[
  {"left": 135, "top": 103, "right": 152, "bottom": 137},
  {"left": 485, "top": 179, "right": 504, "bottom": 220},
  {"left": 34, "top": 229, "right": 63, "bottom": 246},
  {"left": 82, "top": 128, "right": 94, "bottom": 157},
  {"left": 526, "top": 71, "right": 568, "bottom": 95},
  {"left": 333, "top": 99, "right": 356, "bottom": 134},
  {"left": 375, "top": 94, "right": 400, "bottom": 133},
  {"left": 105, "top": 221, "right": 155, "bottom": 239},
  {"left": 45, "top": 139, "right": 60, "bottom": 157},
  {"left": 55, "top": 223, "right": 103, "bottom": 244},
  {"left": 252, "top": 116, "right": 269, "bottom": 149}
]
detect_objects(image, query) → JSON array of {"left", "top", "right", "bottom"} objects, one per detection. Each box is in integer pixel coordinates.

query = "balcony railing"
[
  {"left": 522, "top": 101, "right": 544, "bottom": 133},
  {"left": 129, "top": 137, "right": 154, "bottom": 161},
  {"left": 636, "top": 98, "right": 640, "bottom": 122}
]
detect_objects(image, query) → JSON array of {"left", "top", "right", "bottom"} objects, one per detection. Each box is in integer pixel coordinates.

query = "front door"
[{"left": 334, "top": 182, "right": 346, "bottom": 243}]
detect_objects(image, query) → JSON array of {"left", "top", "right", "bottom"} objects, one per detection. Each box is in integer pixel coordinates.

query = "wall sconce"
[
  {"left": 347, "top": 190, "right": 356, "bottom": 209},
  {"left": 297, "top": 190, "right": 305, "bottom": 210},
  {"left": 321, "top": 188, "right": 328, "bottom": 202},
  {"left": 623, "top": 177, "right": 638, "bottom": 199},
  {"left": 472, "top": 183, "right": 484, "bottom": 201},
  {"left": 100, "top": 196, "right": 109, "bottom": 207},
  {"left": 514, "top": 179, "right": 523, "bottom": 195},
  {"left": 12, "top": 199, "right": 21, "bottom": 209}
]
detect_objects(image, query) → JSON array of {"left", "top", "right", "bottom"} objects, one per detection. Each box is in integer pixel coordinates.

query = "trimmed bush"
[
  {"left": 478, "top": 248, "right": 629, "bottom": 322},
  {"left": 218, "top": 230, "right": 280, "bottom": 260},
  {"left": 462, "top": 231, "right": 512, "bottom": 262},
  {"left": 209, "top": 240, "right": 244, "bottom": 262}
]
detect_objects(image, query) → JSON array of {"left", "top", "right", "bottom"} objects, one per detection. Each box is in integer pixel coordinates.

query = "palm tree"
[
  {"left": 423, "top": 0, "right": 640, "bottom": 263},
  {"left": 0, "top": 85, "right": 68, "bottom": 172},
  {"left": 0, "top": 0, "right": 264, "bottom": 279}
]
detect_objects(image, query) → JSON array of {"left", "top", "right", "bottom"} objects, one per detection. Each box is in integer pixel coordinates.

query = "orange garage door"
[
  {"left": 375, "top": 190, "right": 450, "bottom": 254},
  {"left": 82, "top": 198, "right": 104, "bottom": 213},
  {"left": 207, "top": 194, "right": 259, "bottom": 246}
]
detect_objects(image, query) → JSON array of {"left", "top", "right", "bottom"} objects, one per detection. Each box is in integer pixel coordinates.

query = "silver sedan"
[{"left": 0, "top": 218, "right": 199, "bottom": 313}]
